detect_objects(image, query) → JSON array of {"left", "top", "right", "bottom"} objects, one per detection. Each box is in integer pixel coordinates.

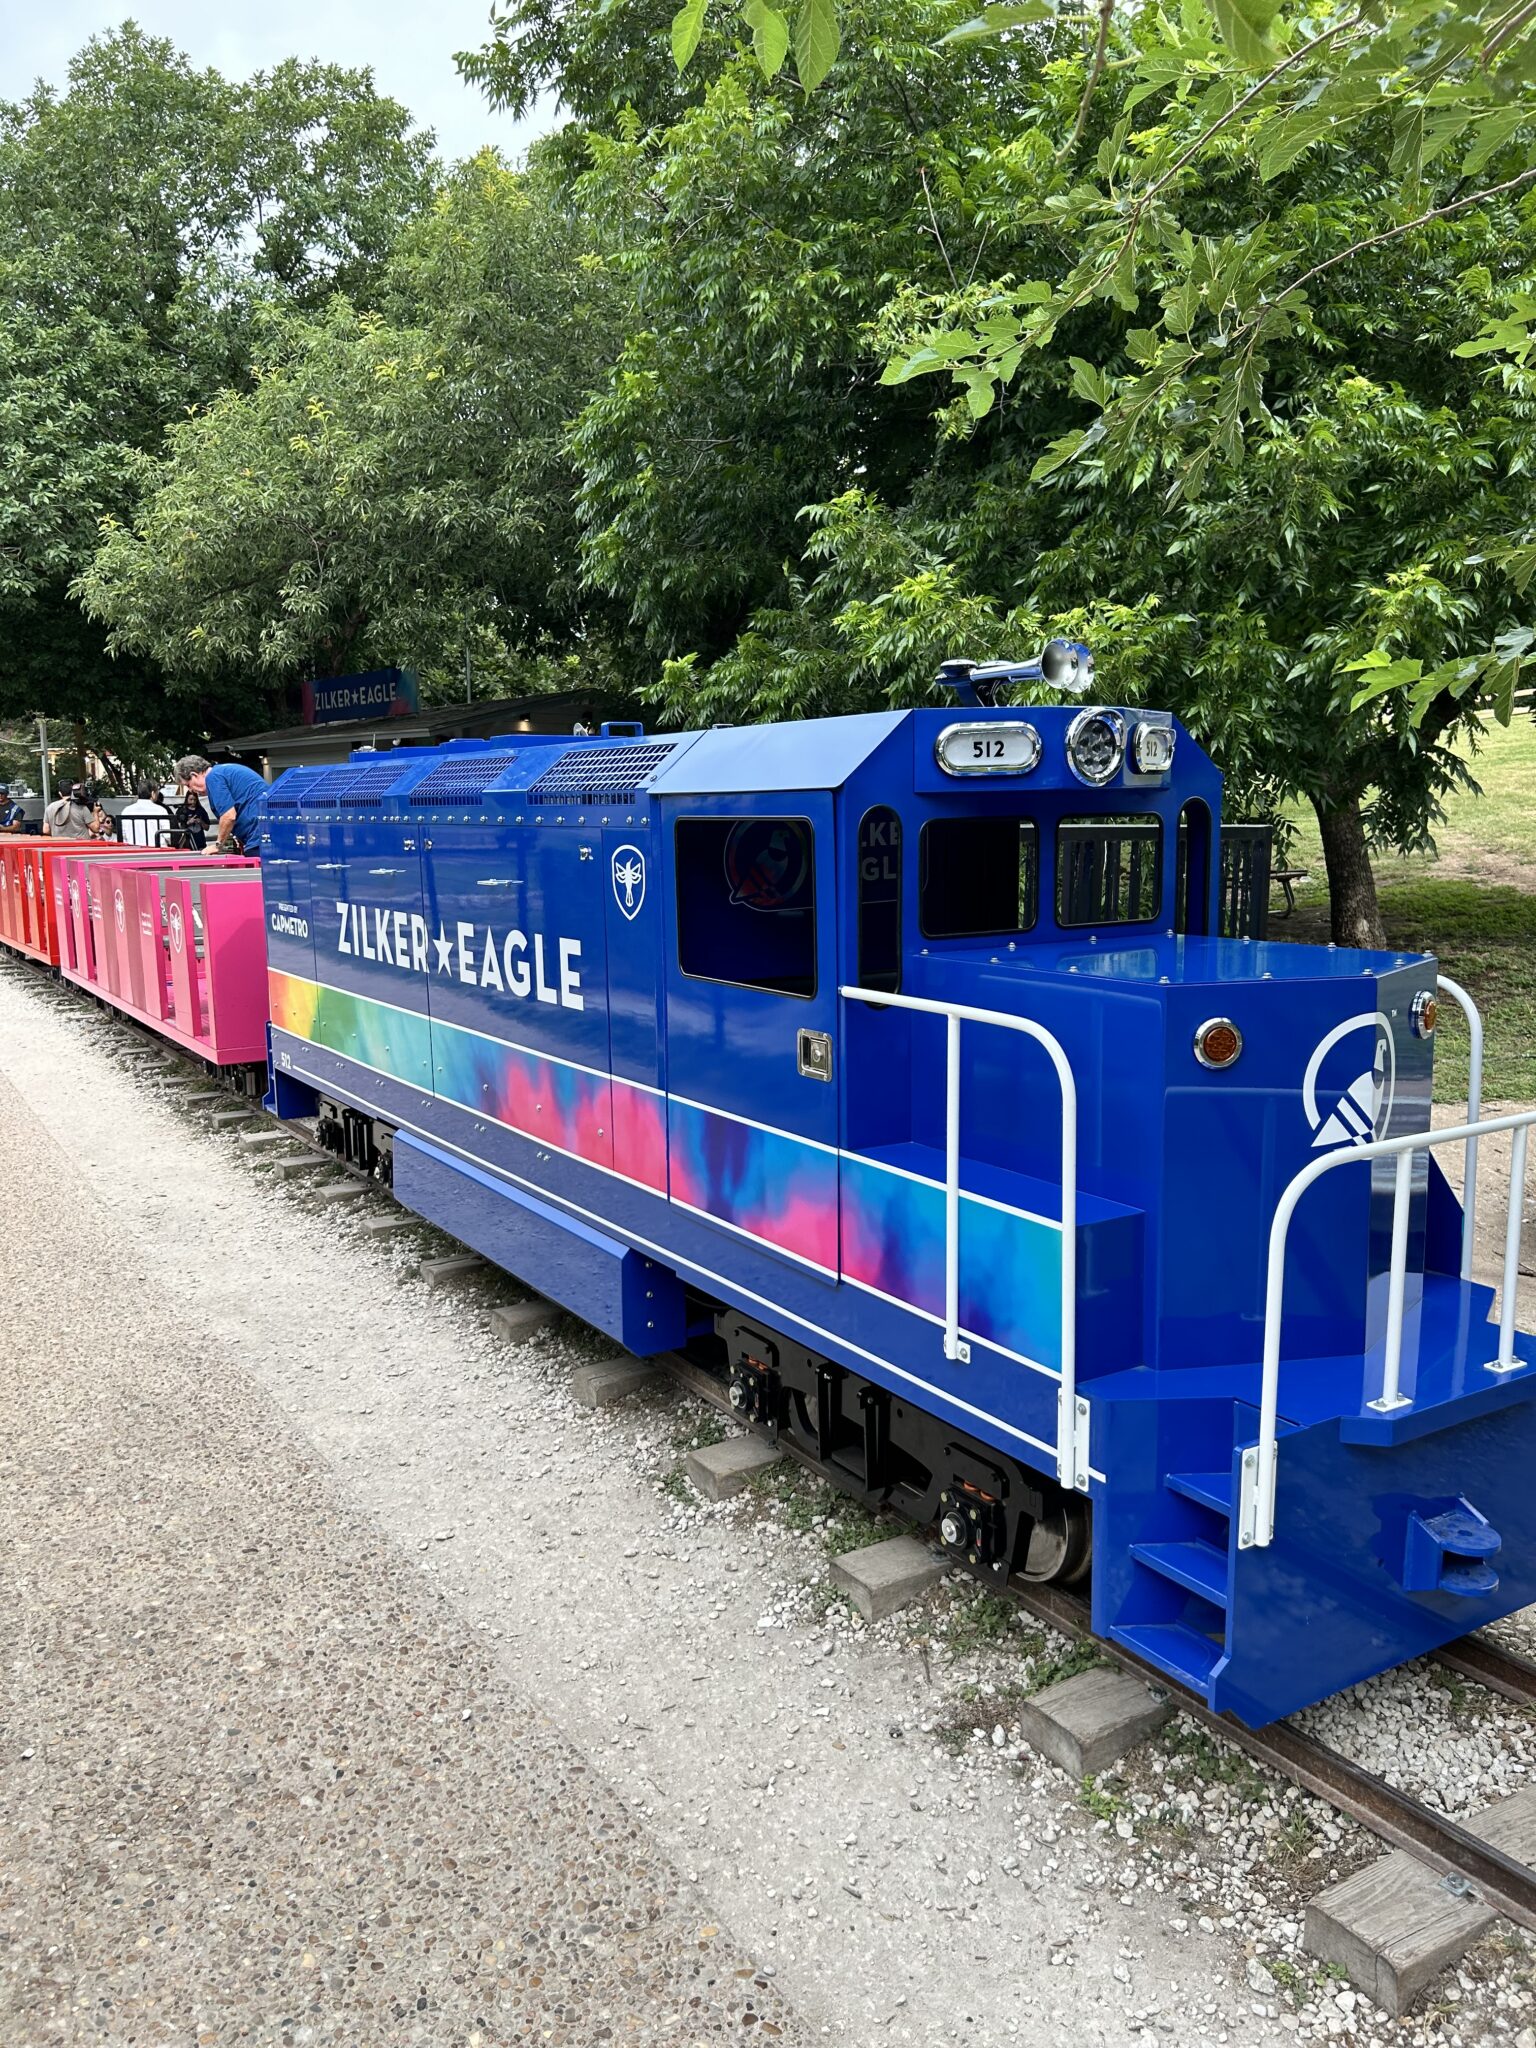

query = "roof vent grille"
[
  {"left": 526, "top": 741, "right": 678, "bottom": 808},
  {"left": 409, "top": 750, "right": 519, "bottom": 808},
  {"left": 338, "top": 759, "right": 413, "bottom": 807}
]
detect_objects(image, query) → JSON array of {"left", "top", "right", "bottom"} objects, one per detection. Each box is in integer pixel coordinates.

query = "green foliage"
[
  {"left": 610, "top": 0, "right": 1533, "bottom": 935},
  {"left": 0, "top": 25, "right": 434, "bottom": 742},
  {"left": 80, "top": 153, "right": 626, "bottom": 693}
]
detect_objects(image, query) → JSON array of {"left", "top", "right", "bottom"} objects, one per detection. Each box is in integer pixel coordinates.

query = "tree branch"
[
  {"left": 1058, "top": 0, "right": 1116, "bottom": 161},
  {"left": 1276, "top": 164, "right": 1536, "bottom": 303}
]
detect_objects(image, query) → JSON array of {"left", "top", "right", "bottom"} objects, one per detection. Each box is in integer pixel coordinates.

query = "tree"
[
  {"left": 645, "top": 0, "right": 1536, "bottom": 941},
  {"left": 0, "top": 25, "right": 435, "bottom": 748},
  {"left": 79, "top": 153, "right": 628, "bottom": 699}
]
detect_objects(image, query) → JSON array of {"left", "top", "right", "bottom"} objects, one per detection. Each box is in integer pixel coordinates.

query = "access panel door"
[
  {"left": 662, "top": 793, "right": 839, "bottom": 1276},
  {"left": 424, "top": 819, "right": 614, "bottom": 1173}
]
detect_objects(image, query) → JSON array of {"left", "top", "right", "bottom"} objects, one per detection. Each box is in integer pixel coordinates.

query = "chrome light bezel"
[
  {"left": 1194, "top": 1016, "right": 1244, "bottom": 1069},
  {"left": 1131, "top": 720, "right": 1177, "bottom": 775},
  {"left": 1065, "top": 707, "right": 1127, "bottom": 788}
]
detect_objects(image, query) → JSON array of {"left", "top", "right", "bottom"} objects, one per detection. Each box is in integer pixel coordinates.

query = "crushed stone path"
[{"left": 0, "top": 1066, "right": 806, "bottom": 2048}]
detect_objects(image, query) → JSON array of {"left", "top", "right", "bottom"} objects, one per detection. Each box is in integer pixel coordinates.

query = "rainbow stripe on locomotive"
[{"left": 258, "top": 647, "right": 1536, "bottom": 1728}]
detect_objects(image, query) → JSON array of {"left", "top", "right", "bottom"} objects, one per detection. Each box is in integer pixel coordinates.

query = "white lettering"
[
  {"left": 329, "top": 902, "right": 587, "bottom": 1011},
  {"left": 504, "top": 929, "right": 530, "bottom": 998},
  {"left": 533, "top": 933, "right": 556, "bottom": 1005}
]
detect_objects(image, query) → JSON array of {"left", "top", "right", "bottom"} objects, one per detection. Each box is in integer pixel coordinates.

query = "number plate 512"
[{"left": 934, "top": 721, "right": 1043, "bottom": 777}]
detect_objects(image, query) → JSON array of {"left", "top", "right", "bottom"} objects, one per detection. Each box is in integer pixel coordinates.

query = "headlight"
[
  {"left": 1131, "top": 721, "right": 1176, "bottom": 774},
  {"left": 1065, "top": 707, "right": 1126, "bottom": 787}
]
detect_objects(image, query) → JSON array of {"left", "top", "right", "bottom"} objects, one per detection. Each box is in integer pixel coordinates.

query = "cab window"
[
  {"left": 919, "top": 817, "right": 1038, "bottom": 939},
  {"left": 856, "top": 807, "right": 901, "bottom": 992},
  {"left": 676, "top": 816, "right": 817, "bottom": 997},
  {"left": 1056, "top": 814, "right": 1163, "bottom": 926}
]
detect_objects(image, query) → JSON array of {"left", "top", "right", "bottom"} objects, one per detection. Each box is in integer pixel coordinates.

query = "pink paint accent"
[
  {"left": 611, "top": 1081, "right": 668, "bottom": 1192},
  {"left": 491, "top": 1052, "right": 614, "bottom": 1169}
]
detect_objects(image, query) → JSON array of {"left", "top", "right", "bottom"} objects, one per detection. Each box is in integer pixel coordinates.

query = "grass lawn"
[{"left": 1276, "top": 717, "right": 1536, "bottom": 1103}]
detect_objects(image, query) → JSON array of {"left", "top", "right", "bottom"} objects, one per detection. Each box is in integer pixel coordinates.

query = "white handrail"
[
  {"left": 1437, "top": 976, "right": 1484, "bottom": 1279},
  {"left": 1243, "top": 1104, "right": 1536, "bottom": 1550},
  {"left": 839, "top": 985, "right": 1084, "bottom": 1492}
]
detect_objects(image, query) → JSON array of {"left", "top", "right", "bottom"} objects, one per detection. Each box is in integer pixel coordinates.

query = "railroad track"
[
  {"left": 666, "top": 1345, "right": 1536, "bottom": 1934},
  {"left": 52, "top": 990, "right": 1536, "bottom": 1939}
]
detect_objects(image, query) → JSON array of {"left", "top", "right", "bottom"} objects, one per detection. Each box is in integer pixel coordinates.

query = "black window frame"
[
  {"left": 1054, "top": 812, "right": 1165, "bottom": 929},
  {"left": 918, "top": 814, "right": 1040, "bottom": 941},
  {"left": 855, "top": 804, "right": 903, "bottom": 995},
  {"left": 673, "top": 812, "right": 819, "bottom": 1001}
]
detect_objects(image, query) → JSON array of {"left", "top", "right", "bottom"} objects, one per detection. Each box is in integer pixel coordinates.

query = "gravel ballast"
[{"left": 1, "top": 955, "right": 1533, "bottom": 2046}]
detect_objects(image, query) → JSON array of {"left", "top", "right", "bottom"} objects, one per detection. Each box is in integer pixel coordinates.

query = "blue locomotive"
[{"left": 259, "top": 647, "right": 1536, "bottom": 1728}]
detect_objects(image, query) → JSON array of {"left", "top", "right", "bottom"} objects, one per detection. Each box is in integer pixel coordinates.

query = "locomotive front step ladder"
[
  {"left": 1112, "top": 1466, "right": 1237, "bottom": 1695},
  {"left": 1107, "top": 1086, "right": 1536, "bottom": 1710}
]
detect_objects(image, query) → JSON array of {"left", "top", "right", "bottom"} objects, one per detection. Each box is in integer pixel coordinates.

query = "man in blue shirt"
[
  {"left": 0, "top": 785, "right": 26, "bottom": 833},
  {"left": 173, "top": 754, "right": 269, "bottom": 856}
]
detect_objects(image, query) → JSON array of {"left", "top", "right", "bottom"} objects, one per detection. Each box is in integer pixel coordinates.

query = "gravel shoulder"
[
  {"left": 0, "top": 1059, "right": 805, "bottom": 2048},
  {"left": 2, "top": 958, "right": 1534, "bottom": 2048}
]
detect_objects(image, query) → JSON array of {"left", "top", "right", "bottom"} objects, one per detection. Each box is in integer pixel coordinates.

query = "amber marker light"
[
  {"left": 1194, "top": 1017, "right": 1243, "bottom": 1069},
  {"left": 1411, "top": 992, "right": 1438, "bottom": 1037}
]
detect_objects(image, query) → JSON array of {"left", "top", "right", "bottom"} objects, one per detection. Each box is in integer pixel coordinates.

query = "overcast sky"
[{"left": 1, "top": 2, "right": 555, "bottom": 168}]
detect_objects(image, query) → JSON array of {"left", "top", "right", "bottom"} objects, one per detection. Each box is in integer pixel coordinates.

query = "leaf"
[
  {"left": 1209, "top": 0, "right": 1275, "bottom": 71},
  {"left": 941, "top": 1, "right": 1054, "bottom": 44},
  {"left": 743, "top": 0, "right": 790, "bottom": 76},
  {"left": 672, "top": 0, "right": 708, "bottom": 71},
  {"left": 1258, "top": 109, "right": 1332, "bottom": 181},
  {"left": 1347, "top": 656, "right": 1424, "bottom": 710},
  {"left": 1462, "top": 102, "right": 1527, "bottom": 176},
  {"left": 793, "top": 0, "right": 841, "bottom": 90}
]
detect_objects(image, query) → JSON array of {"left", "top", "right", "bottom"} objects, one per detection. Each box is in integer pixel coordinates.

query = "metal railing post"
[
  {"left": 840, "top": 984, "right": 1082, "bottom": 1490},
  {"left": 944, "top": 1010, "right": 963, "bottom": 1362},
  {"left": 1245, "top": 1105, "right": 1536, "bottom": 1549},
  {"left": 1438, "top": 976, "right": 1484, "bottom": 1279},
  {"left": 1371, "top": 1148, "right": 1415, "bottom": 1412},
  {"left": 1490, "top": 1122, "right": 1530, "bottom": 1375}
]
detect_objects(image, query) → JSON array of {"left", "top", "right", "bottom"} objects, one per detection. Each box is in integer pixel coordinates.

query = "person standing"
[
  {"left": 172, "top": 755, "right": 268, "bottom": 857},
  {"left": 43, "top": 783, "right": 92, "bottom": 837},
  {"left": 0, "top": 786, "right": 26, "bottom": 834},
  {"left": 88, "top": 795, "right": 118, "bottom": 840},
  {"left": 119, "top": 781, "right": 171, "bottom": 848}
]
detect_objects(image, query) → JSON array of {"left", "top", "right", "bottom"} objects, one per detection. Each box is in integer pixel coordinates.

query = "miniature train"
[{"left": 7, "top": 649, "right": 1534, "bottom": 1729}]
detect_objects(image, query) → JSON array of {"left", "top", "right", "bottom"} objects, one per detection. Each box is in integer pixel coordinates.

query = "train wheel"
[{"left": 1018, "top": 1492, "right": 1091, "bottom": 1587}]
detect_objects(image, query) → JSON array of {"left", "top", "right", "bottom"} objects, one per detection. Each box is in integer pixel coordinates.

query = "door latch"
[{"left": 797, "top": 1029, "right": 833, "bottom": 1082}]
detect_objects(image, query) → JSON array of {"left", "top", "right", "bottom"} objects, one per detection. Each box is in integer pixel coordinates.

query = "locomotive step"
[
  {"left": 1112, "top": 1620, "right": 1225, "bottom": 1695},
  {"left": 1128, "top": 1538, "right": 1230, "bottom": 1608},
  {"left": 1164, "top": 1470, "right": 1233, "bottom": 1517}
]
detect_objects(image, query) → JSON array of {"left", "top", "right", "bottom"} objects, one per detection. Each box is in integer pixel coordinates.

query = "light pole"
[{"left": 36, "top": 717, "right": 51, "bottom": 805}]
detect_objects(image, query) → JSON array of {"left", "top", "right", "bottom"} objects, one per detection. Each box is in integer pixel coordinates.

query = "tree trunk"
[{"left": 1314, "top": 793, "right": 1386, "bottom": 949}]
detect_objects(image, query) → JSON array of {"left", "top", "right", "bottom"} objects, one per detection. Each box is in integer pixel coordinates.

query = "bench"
[{"left": 1271, "top": 867, "right": 1309, "bottom": 917}]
